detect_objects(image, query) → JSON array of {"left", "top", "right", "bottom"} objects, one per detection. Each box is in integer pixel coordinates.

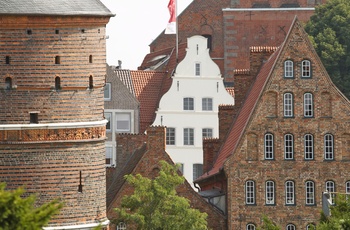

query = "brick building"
[
  {"left": 195, "top": 17, "right": 350, "bottom": 229},
  {"left": 0, "top": 0, "right": 114, "bottom": 229},
  {"left": 140, "top": 0, "right": 325, "bottom": 82}
]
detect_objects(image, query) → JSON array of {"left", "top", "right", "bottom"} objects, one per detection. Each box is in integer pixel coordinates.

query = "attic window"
[{"left": 195, "top": 63, "right": 201, "bottom": 76}]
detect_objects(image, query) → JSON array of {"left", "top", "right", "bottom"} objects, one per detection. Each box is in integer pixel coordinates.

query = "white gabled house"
[{"left": 152, "top": 35, "right": 234, "bottom": 188}]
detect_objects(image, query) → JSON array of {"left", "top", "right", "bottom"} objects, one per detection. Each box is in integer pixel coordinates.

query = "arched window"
[
  {"left": 284, "top": 134, "right": 294, "bottom": 160},
  {"left": 5, "top": 77, "right": 12, "bottom": 89},
  {"left": 324, "top": 134, "right": 334, "bottom": 160},
  {"left": 304, "top": 134, "right": 314, "bottom": 160},
  {"left": 284, "top": 60, "right": 293, "bottom": 78},
  {"left": 55, "top": 76, "right": 61, "bottom": 90},
  {"left": 285, "top": 181, "right": 295, "bottom": 205},
  {"left": 283, "top": 93, "right": 293, "bottom": 117},
  {"left": 246, "top": 180, "right": 255, "bottom": 205},
  {"left": 246, "top": 223, "right": 256, "bottom": 230},
  {"left": 305, "top": 181, "right": 315, "bottom": 205},
  {"left": 304, "top": 93, "right": 313, "bottom": 117},
  {"left": 286, "top": 224, "right": 296, "bottom": 230},
  {"left": 116, "top": 222, "right": 126, "bottom": 230},
  {"left": 264, "top": 133, "right": 274, "bottom": 159},
  {"left": 301, "top": 60, "right": 311, "bottom": 78},
  {"left": 325, "top": 181, "right": 335, "bottom": 205},
  {"left": 266, "top": 180, "right": 275, "bottom": 205}
]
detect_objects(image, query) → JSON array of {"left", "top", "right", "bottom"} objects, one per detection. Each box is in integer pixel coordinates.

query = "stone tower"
[{"left": 0, "top": 0, "right": 114, "bottom": 229}]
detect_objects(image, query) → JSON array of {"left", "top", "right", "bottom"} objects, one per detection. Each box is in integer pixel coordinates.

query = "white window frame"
[
  {"left": 183, "top": 97, "right": 194, "bottom": 110},
  {"left": 302, "top": 60, "right": 311, "bottom": 78},
  {"left": 283, "top": 93, "right": 293, "bottom": 117},
  {"left": 104, "top": 112, "right": 112, "bottom": 132},
  {"left": 104, "top": 82, "right": 111, "bottom": 101},
  {"left": 246, "top": 223, "right": 256, "bottom": 230},
  {"left": 116, "top": 222, "right": 126, "bottom": 230},
  {"left": 105, "top": 145, "right": 114, "bottom": 167},
  {"left": 264, "top": 133, "right": 274, "bottom": 160},
  {"left": 326, "top": 181, "right": 335, "bottom": 205},
  {"left": 324, "top": 134, "right": 334, "bottom": 160},
  {"left": 202, "top": 128, "right": 213, "bottom": 139},
  {"left": 284, "top": 134, "right": 294, "bottom": 160},
  {"left": 305, "top": 181, "right": 315, "bottom": 205},
  {"left": 284, "top": 60, "right": 294, "bottom": 78},
  {"left": 346, "top": 181, "right": 350, "bottom": 194},
  {"left": 193, "top": 163, "right": 203, "bottom": 180},
  {"left": 304, "top": 93, "right": 313, "bottom": 117},
  {"left": 202, "top": 98, "right": 213, "bottom": 111},
  {"left": 286, "top": 224, "right": 296, "bottom": 230},
  {"left": 184, "top": 128, "right": 194, "bottom": 145},
  {"left": 304, "top": 134, "right": 314, "bottom": 160},
  {"left": 285, "top": 181, "right": 295, "bottom": 205},
  {"left": 246, "top": 180, "right": 255, "bottom": 205},
  {"left": 116, "top": 113, "right": 131, "bottom": 133},
  {"left": 195, "top": 62, "right": 201, "bottom": 76},
  {"left": 266, "top": 180, "right": 275, "bottom": 205},
  {"left": 166, "top": 127, "right": 176, "bottom": 145}
]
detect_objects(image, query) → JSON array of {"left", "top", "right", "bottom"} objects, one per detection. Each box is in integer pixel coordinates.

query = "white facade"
[{"left": 152, "top": 35, "right": 234, "bottom": 189}]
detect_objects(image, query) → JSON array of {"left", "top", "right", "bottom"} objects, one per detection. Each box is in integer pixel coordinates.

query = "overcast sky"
[{"left": 101, "top": 0, "right": 193, "bottom": 70}]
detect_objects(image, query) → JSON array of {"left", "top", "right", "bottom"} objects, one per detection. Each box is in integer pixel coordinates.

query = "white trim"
[
  {"left": 0, "top": 120, "right": 108, "bottom": 130},
  {"left": 43, "top": 219, "right": 109, "bottom": 230},
  {"left": 223, "top": 7, "right": 315, "bottom": 12}
]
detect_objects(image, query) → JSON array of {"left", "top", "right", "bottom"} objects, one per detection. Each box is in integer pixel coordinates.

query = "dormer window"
[
  {"left": 195, "top": 63, "right": 201, "bottom": 76},
  {"left": 5, "top": 77, "right": 12, "bottom": 89}
]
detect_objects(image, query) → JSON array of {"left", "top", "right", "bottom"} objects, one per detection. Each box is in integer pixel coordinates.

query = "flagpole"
[{"left": 175, "top": 0, "right": 178, "bottom": 63}]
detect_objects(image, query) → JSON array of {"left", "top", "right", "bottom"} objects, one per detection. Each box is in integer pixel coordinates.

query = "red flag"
[{"left": 165, "top": 0, "right": 176, "bottom": 34}]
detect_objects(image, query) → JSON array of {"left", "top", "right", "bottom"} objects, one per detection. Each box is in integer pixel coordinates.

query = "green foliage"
[
  {"left": 257, "top": 215, "right": 281, "bottom": 230},
  {"left": 318, "top": 194, "right": 350, "bottom": 230},
  {"left": 0, "top": 182, "right": 63, "bottom": 230},
  {"left": 114, "top": 160, "right": 208, "bottom": 230},
  {"left": 305, "top": 0, "right": 350, "bottom": 99}
]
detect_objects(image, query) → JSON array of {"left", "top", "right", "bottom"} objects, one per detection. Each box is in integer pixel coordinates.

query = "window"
[
  {"left": 202, "top": 34, "right": 212, "bottom": 50},
  {"left": 324, "top": 134, "right": 334, "bottom": 160},
  {"left": 5, "top": 56, "right": 10, "bottom": 64},
  {"left": 305, "top": 181, "right": 315, "bottom": 205},
  {"left": 166, "top": 127, "right": 175, "bottom": 145},
  {"left": 89, "top": 75, "right": 93, "bottom": 89},
  {"left": 325, "top": 181, "right": 335, "bottom": 205},
  {"left": 302, "top": 60, "right": 311, "bottom": 78},
  {"left": 202, "top": 128, "right": 213, "bottom": 139},
  {"left": 283, "top": 93, "right": 293, "bottom": 117},
  {"left": 307, "top": 224, "right": 316, "bottom": 230},
  {"left": 183, "top": 97, "right": 194, "bottom": 110},
  {"left": 286, "top": 224, "right": 296, "bottom": 230},
  {"left": 55, "top": 56, "right": 60, "bottom": 64},
  {"left": 193, "top": 163, "right": 203, "bottom": 180},
  {"left": 177, "top": 163, "right": 184, "bottom": 174},
  {"left": 5, "top": 77, "right": 12, "bottom": 89},
  {"left": 246, "top": 224, "right": 256, "bottom": 230},
  {"left": 285, "top": 181, "right": 295, "bottom": 205},
  {"left": 346, "top": 181, "right": 350, "bottom": 194},
  {"left": 27, "top": 29, "right": 32, "bottom": 35},
  {"left": 284, "top": 60, "right": 293, "bottom": 78},
  {"left": 266, "top": 180, "right": 275, "bottom": 205},
  {"left": 195, "top": 63, "right": 201, "bottom": 76},
  {"left": 264, "top": 133, "right": 274, "bottom": 159},
  {"left": 104, "top": 112, "right": 111, "bottom": 132},
  {"left": 104, "top": 83, "right": 111, "bottom": 101},
  {"left": 105, "top": 146, "right": 113, "bottom": 166},
  {"left": 55, "top": 29, "right": 59, "bottom": 34},
  {"left": 246, "top": 180, "right": 255, "bottom": 205},
  {"left": 55, "top": 77, "right": 61, "bottom": 90},
  {"left": 116, "top": 222, "right": 126, "bottom": 230},
  {"left": 30, "top": 112, "right": 39, "bottom": 124},
  {"left": 89, "top": 55, "right": 93, "bottom": 63},
  {"left": 284, "top": 134, "right": 294, "bottom": 160},
  {"left": 184, "top": 128, "right": 194, "bottom": 145},
  {"left": 116, "top": 113, "right": 131, "bottom": 133},
  {"left": 304, "top": 134, "right": 314, "bottom": 160},
  {"left": 304, "top": 93, "right": 313, "bottom": 117},
  {"left": 202, "top": 98, "right": 213, "bottom": 111}
]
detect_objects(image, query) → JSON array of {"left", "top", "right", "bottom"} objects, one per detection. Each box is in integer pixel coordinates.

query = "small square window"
[
  {"left": 55, "top": 29, "right": 59, "bottom": 34},
  {"left": 27, "top": 29, "right": 32, "bottom": 35},
  {"left": 5, "top": 56, "right": 10, "bottom": 64},
  {"left": 30, "top": 112, "right": 39, "bottom": 124},
  {"left": 202, "top": 98, "right": 213, "bottom": 111}
]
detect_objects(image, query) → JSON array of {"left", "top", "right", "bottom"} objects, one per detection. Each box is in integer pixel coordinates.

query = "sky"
[{"left": 101, "top": 0, "right": 193, "bottom": 70}]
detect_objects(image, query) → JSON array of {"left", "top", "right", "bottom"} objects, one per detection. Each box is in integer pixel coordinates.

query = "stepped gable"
[{"left": 195, "top": 43, "right": 282, "bottom": 182}]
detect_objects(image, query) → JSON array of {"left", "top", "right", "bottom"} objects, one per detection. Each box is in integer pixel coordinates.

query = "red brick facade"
[{"left": 0, "top": 14, "right": 111, "bottom": 228}]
